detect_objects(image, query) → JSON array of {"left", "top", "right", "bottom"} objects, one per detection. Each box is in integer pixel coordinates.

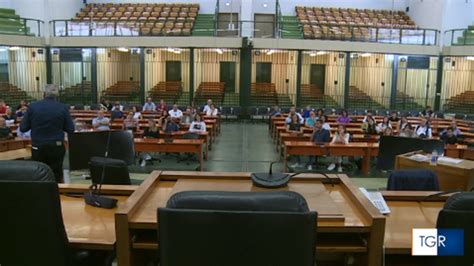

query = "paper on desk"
[
  {"left": 437, "top": 157, "right": 463, "bottom": 164},
  {"left": 409, "top": 154, "right": 429, "bottom": 162}
]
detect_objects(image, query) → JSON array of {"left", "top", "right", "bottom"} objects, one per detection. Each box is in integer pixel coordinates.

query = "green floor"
[{"left": 67, "top": 122, "right": 388, "bottom": 189}]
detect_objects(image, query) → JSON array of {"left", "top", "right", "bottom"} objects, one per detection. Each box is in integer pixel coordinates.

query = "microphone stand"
[{"left": 84, "top": 130, "right": 118, "bottom": 209}]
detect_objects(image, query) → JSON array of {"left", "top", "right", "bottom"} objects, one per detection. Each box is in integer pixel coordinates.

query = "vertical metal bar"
[
  {"left": 139, "top": 47, "right": 145, "bottom": 104},
  {"left": 23, "top": 18, "right": 27, "bottom": 36},
  {"left": 240, "top": 37, "right": 252, "bottom": 109},
  {"left": 451, "top": 30, "right": 454, "bottom": 45},
  {"left": 45, "top": 47, "right": 52, "bottom": 84},
  {"left": 65, "top": 20, "right": 69, "bottom": 36},
  {"left": 295, "top": 50, "right": 302, "bottom": 107},
  {"left": 434, "top": 56, "right": 443, "bottom": 111},
  {"left": 399, "top": 29, "right": 402, "bottom": 44},
  {"left": 390, "top": 55, "right": 399, "bottom": 110},
  {"left": 422, "top": 29, "right": 426, "bottom": 45},
  {"left": 91, "top": 48, "right": 98, "bottom": 104},
  {"left": 375, "top": 27, "right": 379, "bottom": 42},
  {"left": 189, "top": 47, "right": 194, "bottom": 105},
  {"left": 37, "top": 20, "right": 41, "bottom": 36},
  {"left": 343, "top": 52, "right": 351, "bottom": 109},
  {"left": 434, "top": 30, "right": 438, "bottom": 46}
]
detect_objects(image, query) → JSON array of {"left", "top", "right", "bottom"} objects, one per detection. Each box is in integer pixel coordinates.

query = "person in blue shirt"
[
  {"left": 20, "top": 84, "right": 75, "bottom": 183},
  {"left": 164, "top": 116, "right": 179, "bottom": 133},
  {"left": 303, "top": 105, "right": 313, "bottom": 118},
  {"left": 306, "top": 119, "right": 331, "bottom": 171}
]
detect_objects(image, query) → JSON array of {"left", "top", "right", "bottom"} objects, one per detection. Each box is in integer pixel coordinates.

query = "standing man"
[{"left": 20, "top": 84, "right": 75, "bottom": 183}]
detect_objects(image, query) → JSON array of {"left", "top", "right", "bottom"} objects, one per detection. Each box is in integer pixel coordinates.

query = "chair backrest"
[
  {"left": 158, "top": 191, "right": 317, "bottom": 266},
  {"left": 387, "top": 169, "right": 439, "bottom": 191},
  {"left": 89, "top": 156, "right": 131, "bottom": 185},
  {"left": 0, "top": 161, "right": 71, "bottom": 266},
  {"left": 0, "top": 160, "right": 55, "bottom": 182},
  {"left": 436, "top": 192, "right": 474, "bottom": 265}
]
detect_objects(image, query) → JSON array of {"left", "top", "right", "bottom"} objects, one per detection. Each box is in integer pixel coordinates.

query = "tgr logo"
[{"left": 412, "top": 228, "right": 464, "bottom": 256}]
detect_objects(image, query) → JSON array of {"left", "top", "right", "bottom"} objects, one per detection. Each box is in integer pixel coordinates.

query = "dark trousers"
[{"left": 31, "top": 144, "right": 66, "bottom": 183}]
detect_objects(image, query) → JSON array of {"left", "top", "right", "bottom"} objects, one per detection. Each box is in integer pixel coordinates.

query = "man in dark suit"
[{"left": 20, "top": 84, "right": 75, "bottom": 183}]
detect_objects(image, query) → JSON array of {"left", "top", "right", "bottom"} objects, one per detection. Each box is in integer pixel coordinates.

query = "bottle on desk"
[{"left": 430, "top": 150, "right": 438, "bottom": 165}]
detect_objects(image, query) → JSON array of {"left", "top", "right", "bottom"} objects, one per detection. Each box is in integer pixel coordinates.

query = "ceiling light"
[
  {"left": 216, "top": 48, "right": 223, "bottom": 54},
  {"left": 8, "top": 46, "right": 20, "bottom": 51},
  {"left": 309, "top": 52, "right": 317, "bottom": 57},
  {"left": 117, "top": 47, "right": 129, "bottom": 52},
  {"left": 316, "top": 51, "right": 327, "bottom": 55},
  {"left": 225, "top": 2, "right": 230, "bottom": 6},
  {"left": 266, "top": 49, "right": 275, "bottom": 55},
  {"left": 360, "top": 53, "right": 372, "bottom": 57},
  {"left": 466, "top": 56, "right": 474, "bottom": 61},
  {"left": 263, "top": 3, "right": 268, "bottom": 7}
]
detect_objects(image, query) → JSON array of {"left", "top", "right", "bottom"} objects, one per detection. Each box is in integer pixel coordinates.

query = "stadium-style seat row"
[
  {"left": 0, "top": 8, "right": 32, "bottom": 36},
  {"left": 148, "top": 81, "right": 183, "bottom": 103}
]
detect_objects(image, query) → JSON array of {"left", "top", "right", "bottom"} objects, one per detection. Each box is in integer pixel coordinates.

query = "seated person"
[
  {"left": 111, "top": 101, "right": 123, "bottom": 112},
  {"left": 156, "top": 99, "right": 168, "bottom": 112},
  {"left": 181, "top": 108, "right": 194, "bottom": 125},
  {"left": 270, "top": 105, "right": 281, "bottom": 117},
  {"left": 362, "top": 110, "right": 373, "bottom": 123},
  {"left": 2, "top": 108, "right": 17, "bottom": 124},
  {"left": 158, "top": 110, "right": 169, "bottom": 128},
  {"left": 16, "top": 126, "right": 30, "bottom": 139},
  {"left": 444, "top": 120, "right": 461, "bottom": 136},
  {"left": 74, "top": 119, "right": 88, "bottom": 132},
  {"left": 336, "top": 110, "right": 351, "bottom": 124},
  {"left": 328, "top": 125, "right": 350, "bottom": 173},
  {"left": 189, "top": 114, "right": 206, "bottom": 133},
  {"left": 440, "top": 127, "right": 458, "bottom": 145},
  {"left": 164, "top": 117, "right": 179, "bottom": 133},
  {"left": 169, "top": 104, "right": 183, "bottom": 118},
  {"left": 306, "top": 119, "right": 331, "bottom": 170},
  {"left": 110, "top": 108, "right": 124, "bottom": 121},
  {"left": 92, "top": 110, "right": 110, "bottom": 131},
  {"left": 420, "top": 106, "right": 434, "bottom": 118},
  {"left": 0, "top": 117, "right": 12, "bottom": 140},
  {"left": 303, "top": 105, "right": 313, "bottom": 118},
  {"left": 376, "top": 116, "right": 392, "bottom": 134},
  {"left": 142, "top": 97, "right": 156, "bottom": 112},
  {"left": 100, "top": 99, "right": 113, "bottom": 111},
  {"left": 415, "top": 118, "right": 432, "bottom": 138},
  {"left": 388, "top": 111, "right": 399, "bottom": 122},
  {"left": 315, "top": 108, "right": 324, "bottom": 119},
  {"left": 140, "top": 119, "right": 160, "bottom": 167},
  {"left": 287, "top": 114, "right": 304, "bottom": 168},
  {"left": 16, "top": 100, "right": 28, "bottom": 111},
  {"left": 285, "top": 106, "right": 304, "bottom": 124},
  {"left": 305, "top": 111, "right": 317, "bottom": 128},
  {"left": 132, "top": 106, "right": 143, "bottom": 120},
  {"left": 123, "top": 112, "right": 139, "bottom": 131},
  {"left": 399, "top": 123, "right": 415, "bottom": 138},
  {"left": 205, "top": 104, "right": 219, "bottom": 116},
  {"left": 382, "top": 127, "right": 394, "bottom": 137},
  {"left": 362, "top": 116, "right": 377, "bottom": 135},
  {"left": 203, "top": 99, "right": 213, "bottom": 113},
  {"left": 15, "top": 105, "right": 27, "bottom": 120},
  {"left": 0, "top": 99, "right": 7, "bottom": 114},
  {"left": 320, "top": 115, "right": 331, "bottom": 131}
]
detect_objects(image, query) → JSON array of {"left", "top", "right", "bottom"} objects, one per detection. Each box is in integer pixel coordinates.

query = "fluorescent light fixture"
[
  {"left": 8, "top": 46, "right": 20, "bottom": 51},
  {"left": 360, "top": 52, "right": 372, "bottom": 57},
  {"left": 215, "top": 48, "right": 223, "bottom": 54},
  {"left": 309, "top": 52, "right": 317, "bottom": 57},
  {"left": 117, "top": 47, "right": 129, "bottom": 52},
  {"left": 262, "top": 3, "right": 268, "bottom": 7},
  {"left": 266, "top": 49, "right": 275, "bottom": 55},
  {"left": 225, "top": 2, "right": 230, "bottom": 6},
  {"left": 316, "top": 51, "right": 327, "bottom": 55},
  {"left": 173, "top": 50, "right": 181, "bottom": 54},
  {"left": 466, "top": 56, "right": 474, "bottom": 61}
]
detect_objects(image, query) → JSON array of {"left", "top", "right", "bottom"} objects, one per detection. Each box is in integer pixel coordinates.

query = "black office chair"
[
  {"left": 158, "top": 191, "right": 317, "bottom": 266},
  {"left": 436, "top": 192, "right": 474, "bottom": 265},
  {"left": 387, "top": 169, "right": 439, "bottom": 191},
  {"left": 0, "top": 161, "right": 73, "bottom": 266},
  {"left": 89, "top": 156, "right": 131, "bottom": 185}
]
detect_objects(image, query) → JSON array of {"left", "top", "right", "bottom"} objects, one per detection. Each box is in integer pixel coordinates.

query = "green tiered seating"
[
  {"left": 192, "top": 14, "right": 215, "bottom": 36},
  {"left": 456, "top": 25, "right": 474, "bottom": 45},
  {"left": 0, "top": 8, "right": 32, "bottom": 36},
  {"left": 280, "top": 16, "right": 302, "bottom": 39}
]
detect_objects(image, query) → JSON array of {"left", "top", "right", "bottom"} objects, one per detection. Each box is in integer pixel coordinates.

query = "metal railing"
[
  {"left": 444, "top": 28, "right": 474, "bottom": 46},
  {"left": 0, "top": 17, "right": 44, "bottom": 37}
]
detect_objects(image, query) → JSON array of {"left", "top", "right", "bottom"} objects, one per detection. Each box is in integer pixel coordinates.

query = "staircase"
[
  {"left": 192, "top": 14, "right": 215, "bottom": 36},
  {"left": 299, "top": 84, "right": 340, "bottom": 108},
  {"left": 279, "top": 16, "right": 302, "bottom": 39},
  {"left": 59, "top": 82, "right": 93, "bottom": 105},
  {"left": 444, "top": 90, "right": 474, "bottom": 114},
  {"left": 347, "top": 86, "right": 385, "bottom": 110},
  {"left": 0, "top": 82, "right": 34, "bottom": 106},
  {"left": 148, "top": 81, "right": 182, "bottom": 104},
  {"left": 0, "top": 8, "right": 32, "bottom": 36},
  {"left": 394, "top": 90, "right": 424, "bottom": 110},
  {"left": 456, "top": 25, "right": 474, "bottom": 45}
]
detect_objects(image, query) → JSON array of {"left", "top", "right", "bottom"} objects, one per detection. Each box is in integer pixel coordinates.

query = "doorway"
[
  {"left": 310, "top": 64, "right": 325, "bottom": 92},
  {"left": 256, "top": 62, "right": 271, "bottom": 83},
  {"left": 220, "top": 61, "right": 236, "bottom": 92},
  {"left": 166, "top": 61, "right": 182, "bottom": 81}
]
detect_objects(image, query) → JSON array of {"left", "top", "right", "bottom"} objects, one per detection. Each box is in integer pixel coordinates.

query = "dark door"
[
  {"left": 166, "top": 61, "right": 182, "bottom": 81},
  {"left": 254, "top": 14, "right": 274, "bottom": 38},
  {"left": 256, "top": 62, "right": 271, "bottom": 83},
  {"left": 220, "top": 61, "right": 236, "bottom": 92},
  {"left": 310, "top": 64, "right": 325, "bottom": 92},
  {"left": 0, "top": 63, "right": 9, "bottom": 82}
]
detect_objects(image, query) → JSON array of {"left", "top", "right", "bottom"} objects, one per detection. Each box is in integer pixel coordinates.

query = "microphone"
[
  {"left": 84, "top": 130, "right": 118, "bottom": 209},
  {"left": 251, "top": 161, "right": 291, "bottom": 188}
]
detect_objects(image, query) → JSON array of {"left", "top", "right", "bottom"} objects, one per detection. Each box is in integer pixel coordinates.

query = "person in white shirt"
[
  {"left": 16, "top": 127, "right": 30, "bottom": 138},
  {"left": 415, "top": 118, "right": 432, "bottom": 138},
  {"left": 205, "top": 104, "right": 219, "bottom": 116},
  {"left": 284, "top": 106, "right": 304, "bottom": 124},
  {"left": 319, "top": 115, "right": 331, "bottom": 131},
  {"left": 189, "top": 114, "right": 207, "bottom": 133},
  {"left": 203, "top": 99, "right": 213, "bottom": 113},
  {"left": 111, "top": 101, "right": 124, "bottom": 112},
  {"left": 328, "top": 125, "right": 350, "bottom": 173},
  {"left": 132, "top": 106, "right": 143, "bottom": 120},
  {"left": 169, "top": 104, "right": 183, "bottom": 118},
  {"left": 376, "top": 116, "right": 392, "bottom": 134},
  {"left": 362, "top": 110, "right": 374, "bottom": 123},
  {"left": 142, "top": 97, "right": 156, "bottom": 112},
  {"left": 92, "top": 110, "right": 110, "bottom": 131}
]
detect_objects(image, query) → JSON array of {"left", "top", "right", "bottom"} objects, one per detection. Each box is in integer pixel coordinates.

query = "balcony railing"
[
  {"left": 444, "top": 28, "right": 474, "bottom": 46},
  {"left": 0, "top": 18, "right": 44, "bottom": 37}
]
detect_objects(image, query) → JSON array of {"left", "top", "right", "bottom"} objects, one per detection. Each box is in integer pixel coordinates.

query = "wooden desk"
[
  {"left": 395, "top": 152, "right": 474, "bottom": 191},
  {"left": 0, "top": 138, "right": 31, "bottom": 160},
  {"left": 134, "top": 138, "right": 205, "bottom": 171},
  {"left": 382, "top": 191, "right": 447, "bottom": 257},
  {"left": 115, "top": 171, "right": 385, "bottom": 266},
  {"left": 284, "top": 141, "right": 379, "bottom": 175},
  {"left": 58, "top": 184, "right": 136, "bottom": 250}
]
